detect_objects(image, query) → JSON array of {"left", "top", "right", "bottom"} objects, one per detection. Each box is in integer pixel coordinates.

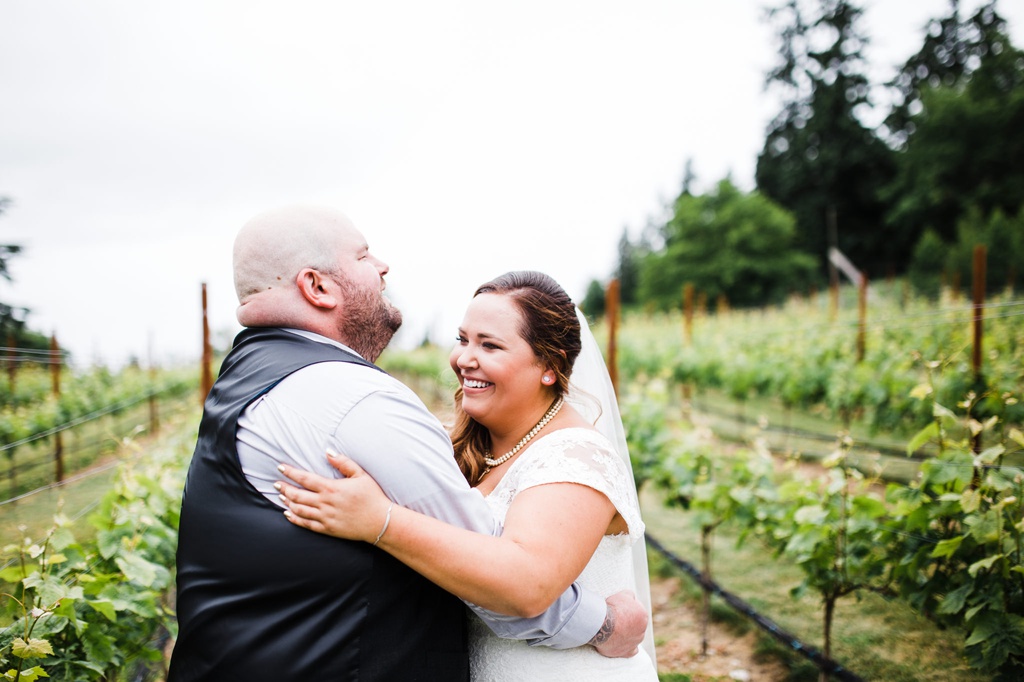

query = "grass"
[
  {"left": 0, "top": 464, "right": 121, "bottom": 542},
  {"left": 641, "top": 486, "right": 990, "bottom": 682}
]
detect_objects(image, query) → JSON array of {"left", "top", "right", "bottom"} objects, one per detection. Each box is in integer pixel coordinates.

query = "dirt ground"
[{"left": 650, "top": 575, "right": 790, "bottom": 681}]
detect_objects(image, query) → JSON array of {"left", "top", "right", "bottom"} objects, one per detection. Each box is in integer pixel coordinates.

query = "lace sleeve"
[{"left": 512, "top": 429, "right": 645, "bottom": 542}]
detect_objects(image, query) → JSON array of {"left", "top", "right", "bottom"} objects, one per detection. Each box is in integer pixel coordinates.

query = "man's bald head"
[
  {"left": 233, "top": 205, "right": 358, "bottom": 302},
  {"left": 231, "top": 205, "right": 400, "bottom": 359}
]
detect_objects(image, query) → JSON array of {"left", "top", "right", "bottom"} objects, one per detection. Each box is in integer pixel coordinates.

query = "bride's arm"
[{"left": 277, "top": 452, "right": 616, "bottom": 618}]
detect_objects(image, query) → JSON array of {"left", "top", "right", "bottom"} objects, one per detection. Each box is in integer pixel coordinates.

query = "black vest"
[{"left": 168, "top": 328, "right": 469, "bottom": 682}]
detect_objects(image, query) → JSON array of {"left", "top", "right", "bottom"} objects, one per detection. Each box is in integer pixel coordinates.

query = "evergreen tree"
[
  {"left": 614, "top": 227, "right": 640, "bottom": 307},
  {"left": 0, "top": 198, "right": 38, "bottom": 350},
  {"left": 755, "top": 0, "right": 897, "bottom": 279},
  {"left": 580, "top": 279, "right": 606, "bottom": 319},
  {"left": 884, "top": 16, "right": 1024, "bottom": 246},
  {"left": 884, "top": 1, "right": 1011, "bottom": 148}
]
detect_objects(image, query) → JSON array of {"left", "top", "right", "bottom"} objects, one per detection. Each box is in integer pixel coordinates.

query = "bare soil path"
[{"left": 651, "top": 575, "right": 789, "bottom": 681}]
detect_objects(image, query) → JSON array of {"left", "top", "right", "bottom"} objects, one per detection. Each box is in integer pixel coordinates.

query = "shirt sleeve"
[{"left": 332, "top": 385, "right": 605, "bottom": 649}]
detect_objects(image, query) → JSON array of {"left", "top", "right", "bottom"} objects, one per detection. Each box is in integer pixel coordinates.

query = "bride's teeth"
[{"left": 465, "top": 379, "right": 490, "bottom": 389}]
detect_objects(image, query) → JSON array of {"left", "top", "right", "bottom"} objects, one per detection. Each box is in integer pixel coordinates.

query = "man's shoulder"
[{"left": 285, "top": 360, "right": 422, "bottom": 404}]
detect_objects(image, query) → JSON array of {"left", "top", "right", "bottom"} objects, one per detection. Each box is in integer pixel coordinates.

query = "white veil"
[{"left": 565, "top": 307, "right": 657, "bottom": 664}]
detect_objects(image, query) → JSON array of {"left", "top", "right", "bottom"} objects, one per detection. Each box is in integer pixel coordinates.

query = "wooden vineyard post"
[
  {"left": 681, "top": 283, "right": 694, "bottom": 415},
  {"left": 971, "top": 245, "right": 987, "bottom": 456},
  {"left": 683, "top": 283, "right": 694, "bottom": 345},
  {"left": 829, "top": 279, "right": 840, "bottom": 322},
  {"left": 201, "top": 283, "right": 213, "bottom": 404},
  {"left": 716, "top": 293, "right": 729, "bottom": 315},
  {"left": 827, "top": 206, "right": 839, "bottom": 321},
  {"left": 5, "top": 334, "right": 15, "bottom": 496},
  {"left": 50, "top": 333, "right": 64, "bottom": 483},
  {"left": 606, "top": 278, "right": 620, "bottom": 398},
  {"left": 149, "top": 334, "right": 160, "bottom": 435},
  {"left": 856, "top": 274, "right": 868, "bottom": 363},
  {"left": 5, "top": 332, "right": 15, "bottom": 389}
]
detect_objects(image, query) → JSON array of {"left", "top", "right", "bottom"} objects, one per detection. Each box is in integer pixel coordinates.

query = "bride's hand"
[{"left": 276, "top": 451, "right": 392, "bottom": 544}]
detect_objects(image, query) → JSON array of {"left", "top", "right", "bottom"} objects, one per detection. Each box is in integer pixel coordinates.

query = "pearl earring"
[{"left": 542, "top": 375, "right": 554, "bottom": 385}]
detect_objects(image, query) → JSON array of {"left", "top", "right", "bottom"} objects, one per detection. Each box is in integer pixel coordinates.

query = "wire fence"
[
  {"left": 0, "top": 389, "right": 196, "bottom": 508},
  {"left": 0, "top": 346, "right": 70, "bottom": 366}
]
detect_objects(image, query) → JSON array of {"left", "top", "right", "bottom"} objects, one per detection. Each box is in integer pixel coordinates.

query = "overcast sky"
[{"left": 2, "top": 1, "right": 1022, "bottom": 368}]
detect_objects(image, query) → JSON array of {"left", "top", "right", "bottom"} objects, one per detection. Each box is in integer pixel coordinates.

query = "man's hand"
[{"left": 589, "top": 590, "right": 647, "bottom": 658}]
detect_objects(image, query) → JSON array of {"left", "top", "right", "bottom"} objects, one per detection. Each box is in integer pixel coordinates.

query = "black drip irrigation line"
[{"left": 645, "top": 533, "right": 865, "bottom": 682}]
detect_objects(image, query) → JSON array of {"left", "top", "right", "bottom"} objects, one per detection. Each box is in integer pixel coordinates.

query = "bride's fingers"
[
  {"left": 277, "top": 463, "right": 331, "bottom": 491},
  {"left": 283, "top": 506, "right": 324, "bottom": 533},
  {"left": 280, "top": 495, "right": 321, "bottom": 522},
  {"left": 325, "top": 450, "right": 364, "bottom": 478},
  {"left": 274, "top": 480, "right": 317, "bottom": 508}
]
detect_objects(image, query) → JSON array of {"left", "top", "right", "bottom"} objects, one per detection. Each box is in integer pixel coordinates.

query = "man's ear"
[{"left": 295, "top": 268, "right": 339, "bottom": 310}]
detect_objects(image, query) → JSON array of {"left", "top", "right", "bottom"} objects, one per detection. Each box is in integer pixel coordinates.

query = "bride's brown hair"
[{"left": 451, "top": 271, "right": 582, "bottom": 486}]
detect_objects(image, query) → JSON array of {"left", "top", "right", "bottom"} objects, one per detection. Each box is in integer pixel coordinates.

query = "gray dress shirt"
[{"left": 236, "top": 328, "right": 605, "bottom": 649}]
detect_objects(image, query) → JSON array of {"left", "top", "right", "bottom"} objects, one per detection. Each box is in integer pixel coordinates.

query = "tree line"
[{"left": 583, "top": 0, "right": 1024, "bottom": 315}]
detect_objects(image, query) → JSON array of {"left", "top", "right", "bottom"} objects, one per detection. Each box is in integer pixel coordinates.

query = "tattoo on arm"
[{"left": 588, "top": 606, "right": 615, "bottom": 646}]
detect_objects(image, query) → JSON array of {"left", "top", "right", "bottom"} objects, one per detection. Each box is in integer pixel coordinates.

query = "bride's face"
[{"left": 449, "top": 293, "right": 550, "bottom": 431}]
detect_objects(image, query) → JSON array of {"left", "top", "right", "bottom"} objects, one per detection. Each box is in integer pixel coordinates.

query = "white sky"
[{"left": 1, "top": 1, "right": 1022, "bottom": 368}]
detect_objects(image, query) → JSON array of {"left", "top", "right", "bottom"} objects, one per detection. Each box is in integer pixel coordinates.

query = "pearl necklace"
[{"left": 482, "top": 396, "right": 564, "bottom": 476}]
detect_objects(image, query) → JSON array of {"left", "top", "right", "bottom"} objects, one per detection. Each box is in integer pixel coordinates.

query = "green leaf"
[
  {"left": 851, "top": 496, "right": 887, "bottom": 518},
  {"left": 974, "top": 445, "right": 1005, "bottom": 466},
  {"left": 793, "top": 505, "right": 826, "bottom": 526},
  {"left": 965, "top": 511, "right": 1001, "bottom": 544},
  {"left": 52, "top": 598, "right": 77, "bottom": 620},
  {"left": 907, "top": 421, "right": 939, "bottom": 455},
  {"left": 5, "top": 666, "right": 49, "bottom": 681},
  {"left": 88, "top": 599, "right": 117, "bottom": 623},
  {"left": 44, "top": 552, "right": 67, "bottom": 566},
  {"left": 965, "top": 603, "right": 987, "bottom": 623},
  {"left": 937, "top": 581, "right": 973, "bottom": 615},
  {"left": 11, "top": 637, "right": 54, "bottom": 659},
  {"left": 72, "top": 659, "right": 107, "bottom": 676},
  {"left": 931, "top": 536, "right": 963, "bottom": 558},
  {"left": 48, "top": 526, "right": 75, "bottom": 552},
  {"left": 96, "top": 531, "right": 121, "bottom": 560},
  {"left": 0, "top": 565, "right": 31, "bottom": 582},
  {"left": 115, "top": 552, "right": 158, "bottom": 586},
  {"left": 82, "top": 628, "right": 116, "bottom": 666},
  {"left": 960, "top": 488, "right": 981, "bottom": 513},
  {"left": 965, "top": 618, "right": 998, "bottom": 647},
  {"left": 968, "top": 554, "right": 1003, "bottom": 577},
  {"left": 933, "top": 403, "right": 957, "bottom": 421},
  {"left": 909, "top": 383, "right": 932, "bottom": 400}
]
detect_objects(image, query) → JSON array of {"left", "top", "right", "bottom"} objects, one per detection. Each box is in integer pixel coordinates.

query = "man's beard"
[{"left": 334, "top": 276, "right": 403, "bottom": 362}]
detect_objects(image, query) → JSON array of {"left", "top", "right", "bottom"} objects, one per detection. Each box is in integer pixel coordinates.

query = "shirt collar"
[{"left": 280, "top": 328, "right": 365, "bottom": 360}]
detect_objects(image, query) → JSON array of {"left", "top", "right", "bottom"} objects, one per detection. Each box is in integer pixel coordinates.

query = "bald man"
[{"left": 168, "top": 206, "right": 647, "bottom": 681}]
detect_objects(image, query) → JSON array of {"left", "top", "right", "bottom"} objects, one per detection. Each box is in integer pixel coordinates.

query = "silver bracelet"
[{"left": 373, "top": 502, "right": 394, "bottom": 546}]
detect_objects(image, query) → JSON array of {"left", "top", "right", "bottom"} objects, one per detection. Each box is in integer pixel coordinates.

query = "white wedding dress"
[{"left": 469, "top": 427, "right": 659, "bottom": 681}]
